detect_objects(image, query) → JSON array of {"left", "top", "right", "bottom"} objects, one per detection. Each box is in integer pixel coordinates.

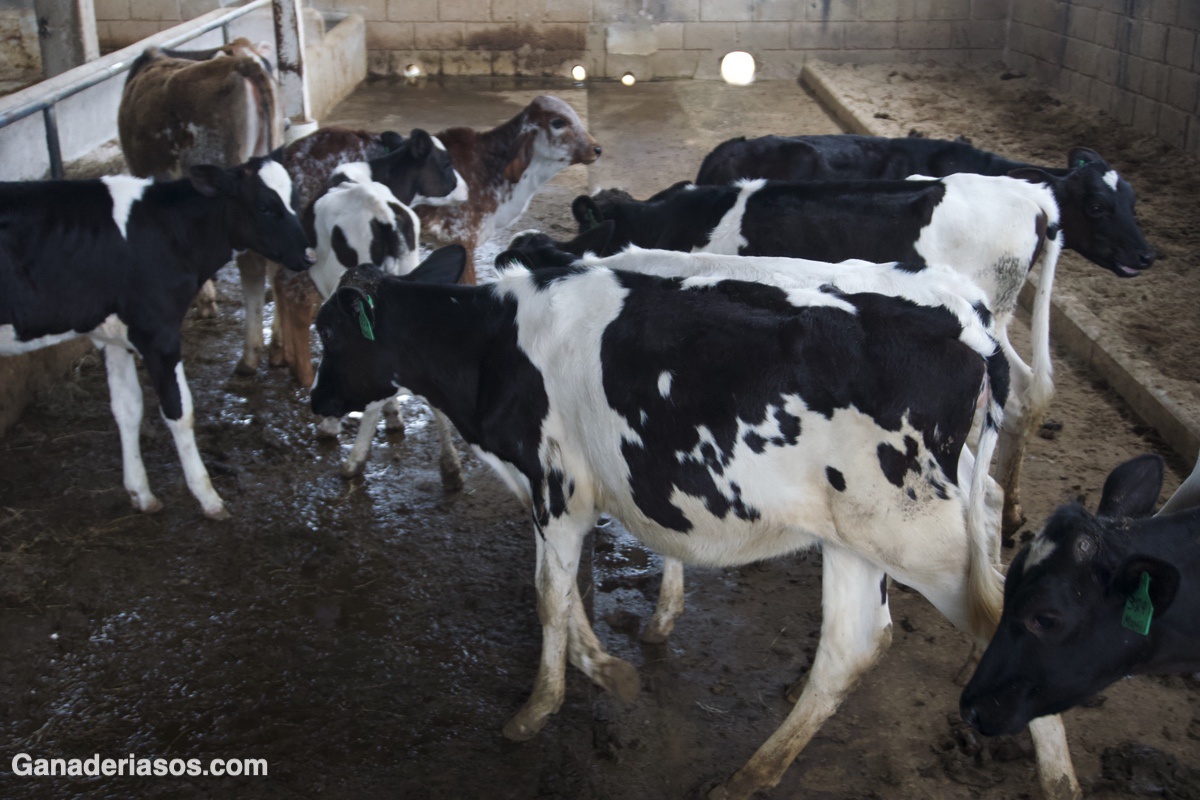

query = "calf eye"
[
  {"left": 1026, "top": 613, "right": 1059, "bottom": 634},
  {"left": 551, "top": 118, "right": 566, "bottom": 130}
]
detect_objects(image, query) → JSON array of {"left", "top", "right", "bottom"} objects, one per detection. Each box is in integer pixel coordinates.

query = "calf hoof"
[
  {"left": 340, "top": 460, "right": 366, "bottom": 480},
  {"left": 639, "top": 621, "right": 672, "bottom": 644},
  {"left": 1001, "top": 505, "right": 1026, "bottom": 543},
  {"left": 234, "top": 357, "right": 258, "bottom": 376},
  {"left": 598, "top": 658, "right": 640, "bottom": 703},
  {"left": 267, "top": 341, "right": 285, "bottom": 367},
  {"left": 315, "top": 418, "right": 342, "bottom": 440},
  {"left": 194, "top": 302, "right": 218, "bottom": 320},
  {"left": 785, "top": 675, "right": 804, "bottom": 704},
  {"left": 502, "top": 708, "right": 552, "bottom": 742},
  {"left": 203, "top": 503, "right": 231, "bottom": 521},
  {"left": 132, "top": 494, "right": 164, "bottom": 514},
  {"left": 440, "top": 468, "right": 464, "bottom": 493}
]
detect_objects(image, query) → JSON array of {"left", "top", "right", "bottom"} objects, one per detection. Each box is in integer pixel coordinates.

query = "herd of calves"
[{"left": 1, "top": 37, "right": 1198, "bottom": 800}]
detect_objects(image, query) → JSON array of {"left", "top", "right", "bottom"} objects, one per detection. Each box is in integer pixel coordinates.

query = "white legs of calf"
[
  {"left": 103, "top": 343, "right": 161, "bottom": 514},
  {"left": 503, "top": 508, "right": 642, "bottom": 741},
  {"left": 712, "top": 546, "right": 892, "bottom": 800},
  {"left": 1028, "top": 715, "right": 1083, "bottom": 800},
  {"left": 324, "top": 396, "right": 464, "bottom": 491},
  {"left": 641, "top": 555, "right": 685, "bottom": 643},
  {"left": 95, "top": 342, "right": 227, "bottom": 519},
  {"left": 235, "top": 252, "right": 268, "bottom": 375},
  {"left": 163, "top": 362, "right": 228, "bottom": 520}
]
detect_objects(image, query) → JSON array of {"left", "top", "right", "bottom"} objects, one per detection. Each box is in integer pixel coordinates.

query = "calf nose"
[
  {"left": 1138, "top": 250, "right": 1155, "bottom": 269},
  {"left": 593, "top": 145, "right": 602, "bottom": 157},
  {"left": 304, "top": 247, "right": 317, "bottom": 266}
]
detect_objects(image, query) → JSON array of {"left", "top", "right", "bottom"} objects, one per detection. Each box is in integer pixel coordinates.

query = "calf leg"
[
  {"left": 382, "top": 396, "right": 405, "bottom": 434},
  {"left": 316, "top": 416, "right": 342, "bottom": 440},
  {"left": 101, "top": 342, "right": 161, "bottom": 514},
  {"left": 235, "top": 252, "right": 267, "bottom": 375},
  {"left": 433, "top": 409, "right": 463, "bottom": 491},
  {"left": 711, "top": 546, "right": 891, "bottom": 800},
  {"left": 995, "top": 336, "right": 1035, "bottom": 541},
  {"left": 194, "top": 279, "right": 218, "bottom": 319},
  {"left": 503, "top": 509, "right": 597, "bottom": 741},
  {"left": 641, "top": 556, "right": 685, "bottom": 643},
  {"left": 136, "top": 342, "right": 228, "bottom": 520},
  {"left": 1028, "top": 715, "right": 1082, "bottom": 800},
  {"left": 341, "top": 400, "right": 386, "bottom": 477},
  {"left": 566, "top": 582, "right": 640, "bottom": 701}
]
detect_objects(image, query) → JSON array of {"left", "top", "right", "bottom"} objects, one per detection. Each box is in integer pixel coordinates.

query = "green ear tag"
[
  {"left": 1076, "top": 159, "right": 1088, "bottom": 168},
  {"left": 357, "top": 296, "right": 375, "bottom": 341},
  {"left": 585, "top": 208, "right": 598, "bottom": 229},
  {"left": 1121, "top": 572, "right": 1153, "bottom": 636}
]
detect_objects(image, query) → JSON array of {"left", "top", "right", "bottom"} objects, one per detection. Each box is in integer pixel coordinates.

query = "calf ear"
[
  {"left": 572, "top": 195, "right": 601, "bottom": 229},
  {"left": 409, "top": 129, "right": 433, "bottom": 160},
  {"left": 1007, "top": 167, "right": 1056, "bottom": 186},
  {"left": 189, "top": 164, "right": 230, "bottom": 197},
  {"left": 1097, "top": 454, "right": 1164, "bottom": 518},
  {"left": 1067, "top": 147, "right": 1106, "bottom": 170},
  {"left": 380, "top": 131, "right": 405, "bottom": 152},
  {"left": 406, "top": 244, "right": 466, "bottom": 285},
  {"left": 504, "top": 130, "right": 537, "bottom": 184},
  {"left": 565, "top": 219, "right": 614, "bottom": 256},
  {"left": 1112, "top": 555, "right": 1181, "bottom": 617},
  {"left": 495, "top": 249, "right": 533, "bottom": 271}
]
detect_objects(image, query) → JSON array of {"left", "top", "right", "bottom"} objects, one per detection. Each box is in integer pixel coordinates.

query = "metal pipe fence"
[{"left": 0, "top": 0, "right": 270, "bottom": 178}]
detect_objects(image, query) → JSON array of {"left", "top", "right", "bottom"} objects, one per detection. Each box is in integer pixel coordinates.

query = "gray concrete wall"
[
  {"left": 99, "top": 1, "right": 1010, "bottom": 80},
  {"left": 0, "top": 0, "right": 41, "bottom": 80},
  {"left": 1007, "top": 0, "right": 1200, "bottom": 158}
]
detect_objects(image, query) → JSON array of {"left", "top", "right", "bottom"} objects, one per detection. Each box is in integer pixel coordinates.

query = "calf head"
[
  {"left": 371, "top": 128, "right": 468, "bottom": 207},
  {"left": 498, "top": 221, "right": 615, "bottom": 270},
  {"left": 311, "top": 245, "right": 467, "bottom": 419},
  {"left": 506, "top": 96, "right": 601, "bottom": 182},
  {"left": 190, "top": 153, "right": 314, "bottom": 272},
  {"left": 572, "top": 182, "right": 694, "bottom": 253},
  {"left": 961, "top": 454, "right": 1181, "bottom": 736},
  {"left": 1010, "top": 148, "right": 1155, "bottom": 277}
]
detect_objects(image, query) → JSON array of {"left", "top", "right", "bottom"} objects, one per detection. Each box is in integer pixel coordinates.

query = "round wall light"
[
  {"left": 720, "top": 51, "right": 755, "bottom": 86},
  {"left": 620, "top": 72, "right": 636, "bottom": 86},
  {"left": 571, "top": 64, "right": 587, "bottom": 81}
]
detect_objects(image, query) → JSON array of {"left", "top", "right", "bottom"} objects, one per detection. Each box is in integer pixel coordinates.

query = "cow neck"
[
  {"left": 367, "top": 156, "right": 416, "bottom": 206},
  {"left": 475, "top": 107, "right": 531, "bottom": 173},
  {"left": 142, "top": 179, "right": 240, "bottom": 283},
  {"left": 375, "top": 281, "right": 503, "bottom": 445}
]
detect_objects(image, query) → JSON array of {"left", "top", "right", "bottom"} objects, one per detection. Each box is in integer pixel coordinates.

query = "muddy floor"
[{"left": 1, "top": 77, "right": 1198, "bottom": 800}]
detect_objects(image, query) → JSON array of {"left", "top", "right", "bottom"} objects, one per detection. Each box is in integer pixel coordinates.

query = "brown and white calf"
[
  {"left": 240, "top": 126, "right": 404, "bottom": 382},
  {"left": 418, "top": 95, "right": 601, "bottom": 285},
  {"left": 118, "top": 38, "right": 282, "bottom": 321}
]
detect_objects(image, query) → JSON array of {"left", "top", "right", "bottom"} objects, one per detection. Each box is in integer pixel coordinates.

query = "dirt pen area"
[{"left": 1, "top": 74, "right": 1199, "bottom": 799}]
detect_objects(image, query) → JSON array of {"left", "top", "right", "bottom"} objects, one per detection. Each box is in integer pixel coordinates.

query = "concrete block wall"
[
  {"left": 1007, "top": 0, "right": 1200, "bottom": 157},
  {"left": 311, "top": 0, "right": 1008, "bottom": 81}
]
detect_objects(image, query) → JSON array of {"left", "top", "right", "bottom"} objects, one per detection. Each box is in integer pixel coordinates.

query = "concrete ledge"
[{"left": 801, "top": 59, "right": 1200, "bottom": 465}]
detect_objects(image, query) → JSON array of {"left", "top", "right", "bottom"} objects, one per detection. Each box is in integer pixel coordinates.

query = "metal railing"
[{"left": 0, "top": 0, "right": 270, "bottom": 178}]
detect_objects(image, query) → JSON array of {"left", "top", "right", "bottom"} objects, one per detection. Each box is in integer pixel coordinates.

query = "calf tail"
[
  {"left": 1027, "top": 210, "right": 1063, "bottom": 426},
  {"left": 966, "top": 348, "right": 1010, "bottom": 638}
]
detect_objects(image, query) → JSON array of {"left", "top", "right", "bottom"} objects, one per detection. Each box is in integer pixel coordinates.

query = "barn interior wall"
[{"left": 1006, "top": 0, "right": 1200, "bottom": 155}]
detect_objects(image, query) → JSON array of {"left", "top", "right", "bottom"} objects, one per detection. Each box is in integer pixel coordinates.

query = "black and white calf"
[
  {"left": 557, "top": 171, "right": 1063, "bottom": 537},
  {"left": 311, "top": 246, "right": 1080, "bottom": 800},
  {"left": 696, "top": 137, "right": 1153, "bottom": 278},
  {"left": 0, "top": 157, "right": 312, "bottom": 518},
  {"left": 962, "top": 453, "right": 1200, "bottom": 737},
  {"left": 308, "top": 129, "right": 467, "bottom": 483}
]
